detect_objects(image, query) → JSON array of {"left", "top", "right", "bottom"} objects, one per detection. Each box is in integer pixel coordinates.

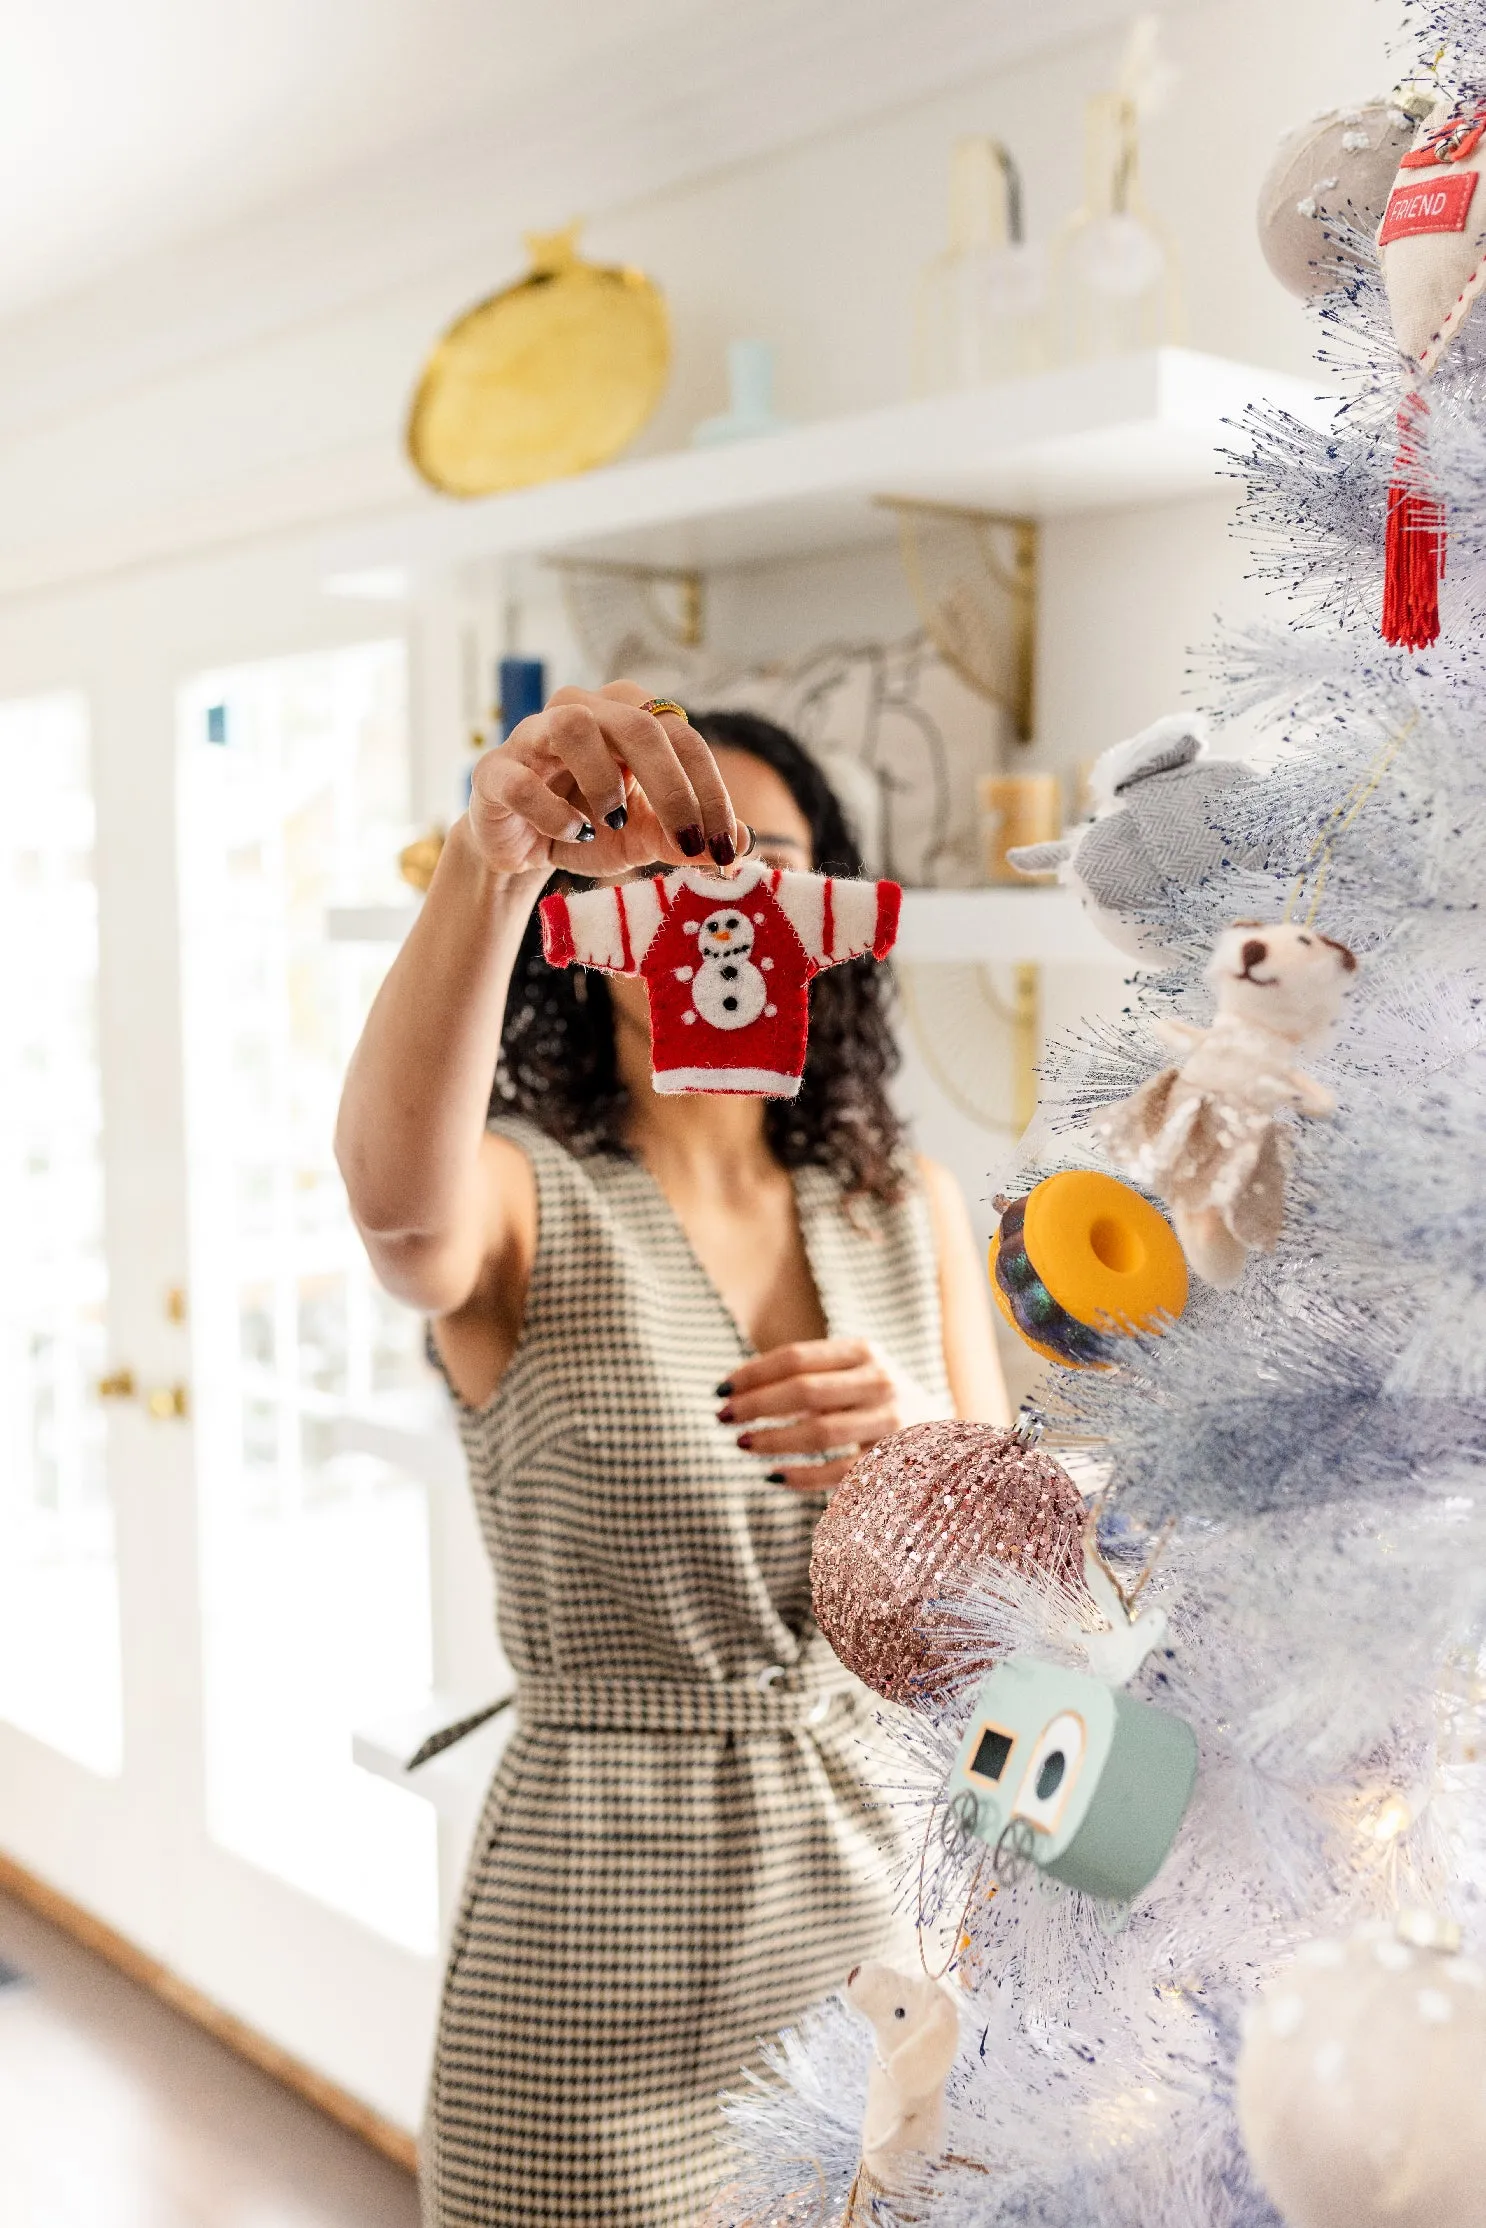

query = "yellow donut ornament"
[{"left": 989, "top": 1170, "right": 1188, "bottom": 1367}]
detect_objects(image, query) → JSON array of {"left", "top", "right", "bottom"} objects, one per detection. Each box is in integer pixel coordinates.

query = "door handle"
[{"left": 95, "top": 1369, "right": 190, "bottom": 1420}]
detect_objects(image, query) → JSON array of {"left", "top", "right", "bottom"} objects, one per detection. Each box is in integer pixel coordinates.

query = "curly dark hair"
[{"left": 491, "top": 708, "right": 907, "bottom": 1203}]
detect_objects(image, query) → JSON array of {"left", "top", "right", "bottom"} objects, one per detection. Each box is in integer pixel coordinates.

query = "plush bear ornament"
[
  {"left": 1376, "top": 96, "right": 1486, "bottom": 645},
  {"left": 1007, "top": 715, "right": 1255, "bottom": 962},
  {"left": 539, "top": 861, "right": 900, "bottom": 1097},
  {"left": 1237, "top": 1916, "right": 1486, "bottom": 2228},
  {"left": 1092, "top": 922, "right": 1358, "bottom": 1288},
  {"left": 844, "top": 1962, "right": 960, "bottom": 2189}
]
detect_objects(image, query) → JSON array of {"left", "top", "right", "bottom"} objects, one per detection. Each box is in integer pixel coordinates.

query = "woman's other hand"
[
  {"left": 468, "top": 679, "right": 737, "bottom": 878},
  {"left": 715, "top": 1337, "right": 940, "bottom": 1492}
]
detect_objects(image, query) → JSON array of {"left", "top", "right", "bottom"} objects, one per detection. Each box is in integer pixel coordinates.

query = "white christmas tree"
[{"left": 709, "top": 11, "right": 1486, "bottom": 2226}]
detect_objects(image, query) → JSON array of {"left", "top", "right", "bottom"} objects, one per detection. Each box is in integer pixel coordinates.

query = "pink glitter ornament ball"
[{"left": 810, "top": 1419, "right": 1087, "bottom": 1704}]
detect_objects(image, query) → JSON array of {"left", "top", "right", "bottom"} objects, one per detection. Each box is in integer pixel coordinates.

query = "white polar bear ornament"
[
  {"left": 687, "top": 907, "right": 771, "bottom": 1030},
  {"left": 1093, "top": 921, "right": 1357, "bottom": 1287},
  {"left": 845, "top": 1961, "right": 960, "bottom": 2187}
]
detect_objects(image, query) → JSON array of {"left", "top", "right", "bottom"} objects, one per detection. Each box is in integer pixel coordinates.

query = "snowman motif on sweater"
[
  {"left": 539, "top": 859, "right": 901, "bottom": 1097},
  {"left": 683, "top": 908, "right": 773, "bottom": 1030}
]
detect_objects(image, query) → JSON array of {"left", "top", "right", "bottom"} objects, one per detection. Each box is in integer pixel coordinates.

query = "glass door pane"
[
  {"left": 177, "top": 642, "right": 438, "bottom": 1954},
  {"left": 0, "top": 692, "right": 121, "bottom": 1774}
]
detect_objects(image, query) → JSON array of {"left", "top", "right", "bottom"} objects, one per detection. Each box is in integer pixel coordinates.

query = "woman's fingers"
[
  {"left": 735, "top": 1407, "right": 898, "bottom": 1459},
  {"left": 541, "top": 702, "right": 630, "bottom": 830},
  {"left": 565, "top": 684, "right": 736, "bottom": 863},
  {"left": 767, "top": 1457, "right": 857, "bottom": 1494},
  {"left": 718, "top": 1339, "right": 873, "bottom": 1400},
  {"left": 718, "top": 1363, "right": 892, "bottom": 1426},
  {"left": 470, "top": 751, "right": 593, "bottom": 869},
  {"left": 474, "top": 681, "right": 739, "bottom": 875}
]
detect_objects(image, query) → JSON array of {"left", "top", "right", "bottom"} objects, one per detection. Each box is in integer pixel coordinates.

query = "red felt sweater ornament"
[{"left": 539, "top": 861, "right": 901, "bottom": 1097}]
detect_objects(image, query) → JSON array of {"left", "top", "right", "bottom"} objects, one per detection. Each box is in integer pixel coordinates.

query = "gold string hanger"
[{"left": 1283, "top": 710, "right": 1419, "bottom": 927}]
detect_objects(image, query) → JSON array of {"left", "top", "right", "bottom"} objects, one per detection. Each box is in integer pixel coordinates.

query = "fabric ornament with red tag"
[
  {"left": 539, "top": 861, "right": 901, "bottom": 1097},
  {"left": 1376, "top": 99, "right": 1486, "bottom": 648}
]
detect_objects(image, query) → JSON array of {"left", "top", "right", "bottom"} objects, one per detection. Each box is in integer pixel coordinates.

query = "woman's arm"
[
  {"left": 918, "top": 1155, "right": 1012, "bottom": 1425},
  {"left": 335, "top": 822, "right": 544, "bottom": 1312},
  {"left": 335, "top": 682, "right": 737, "bottom": 1318}
]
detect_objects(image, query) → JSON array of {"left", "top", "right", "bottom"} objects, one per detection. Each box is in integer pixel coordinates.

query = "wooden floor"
[{"left": 0, "top": 1886, "right": 421, "bottom": 2228}]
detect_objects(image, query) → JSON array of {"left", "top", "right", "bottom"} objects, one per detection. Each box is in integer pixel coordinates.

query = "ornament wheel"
[
  {"left": 940, "top": 1789, "right": 981, "bottom": 1857},
  {"left": 993, "top": 1818, "right": 1037, "bottom": 1886}
]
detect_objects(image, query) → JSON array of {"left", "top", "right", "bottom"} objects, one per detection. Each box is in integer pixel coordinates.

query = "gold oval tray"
[{"left": 407, "top": 224, "right": 671, "bottom": 498}]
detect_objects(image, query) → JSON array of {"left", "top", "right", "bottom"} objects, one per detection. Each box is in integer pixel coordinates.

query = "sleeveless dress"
[{"left": 421, "top": 1117, "right": 952, "bottom": 2228}]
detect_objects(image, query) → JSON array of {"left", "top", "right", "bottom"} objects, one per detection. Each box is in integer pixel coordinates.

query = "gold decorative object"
[
  {"left": 550, "top": 559, "right": 706, "bottom": 679},
  {"left": 96, "top": 1368, "right": 137, "bottom": 1402},
  {"left": 915, "top": 138, "right": 1047, "bottom": 389},
  {"left": 878, "top": 497, "right": 1038, "bottom": 741},
  {"left": 979, "top": 773, "right": 1062, "bottom": 884},
  {"left": 407, "top": 223, "right": 671, "bottom": 498},
  {"left": 399, "top": 828, "right": 447, "bottom": 893},
  {"left": 1054, "top": 88, "right": 1182, "bottom": 362},
  {"left": 897, "top": 962, "right": 1042, "bottom": 1135},
  {"left": 146, "top": 1385, "right": 190, "bottom": 1421}
]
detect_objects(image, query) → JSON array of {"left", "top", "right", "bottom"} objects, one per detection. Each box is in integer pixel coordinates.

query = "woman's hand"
[
  {"left": 468, "top": 678, "right": 738, "bottom": 879},
  {"left": 716, "top": 1337, "right": 940, "bottom": 1492}
]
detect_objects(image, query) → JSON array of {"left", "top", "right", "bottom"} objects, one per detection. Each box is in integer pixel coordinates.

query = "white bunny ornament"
[
  {"left": 845, "top": 1962, "right": 960, "bottom": 2191},
  {"left": 1092, "top": 922, "right": 1357, "bottom": 1287},
  {"left": 1008, "top": 714, "right": 1257, "bottom": 962}
]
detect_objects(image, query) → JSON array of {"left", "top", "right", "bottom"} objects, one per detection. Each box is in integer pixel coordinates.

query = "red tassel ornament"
[
  {"left": 1382, "top": 394, "right": 1445, "bottom": 650},
  {"left": 1374, "top": 100, "right": 1486, "bottom": 649}
]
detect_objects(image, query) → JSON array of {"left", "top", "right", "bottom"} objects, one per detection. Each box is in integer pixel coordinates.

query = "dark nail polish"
[
  {"left": 737, "top": 1431, "right": 754, "bottom": 1450},
  {"left": 708, "top": 830, "right": 736, "bottom": 866},
  {"left": 766, "top": 1471, "right": 787, "bottom": 1484},
  {"left": 715, "top": 1380, "right": 733, "bottom": 1398},
  {"left": 677, "top": 823, "right": 705, "bottom": 857},
  {"left": 605, "top": 804, "right": 628, "bottom": 830},
  {"left": 574, "top": 820, "right": 596, "bottom": 842},
  {"left": 717, "top": 1403, "right": 735, "bottom": 1423}
]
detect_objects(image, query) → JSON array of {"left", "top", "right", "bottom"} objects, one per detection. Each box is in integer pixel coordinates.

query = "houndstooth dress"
[{"left": 421, "top": 1117, "right": 952, "bottom": 2228}]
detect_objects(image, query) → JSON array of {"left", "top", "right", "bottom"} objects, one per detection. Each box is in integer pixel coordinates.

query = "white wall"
[{"left": 0, "top": 0, "right": 1401, "bottom": 597}]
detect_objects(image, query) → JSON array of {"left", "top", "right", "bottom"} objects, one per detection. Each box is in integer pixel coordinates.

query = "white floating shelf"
[
  {"left": 322, "top": 350, "right": 1333, "bottom": 580},
  {"left": 895, "top": 887, "right": 1118, "bottom": 965},
  {"left": 325, "top": 886, "right": 1123, "bottom": 966}
]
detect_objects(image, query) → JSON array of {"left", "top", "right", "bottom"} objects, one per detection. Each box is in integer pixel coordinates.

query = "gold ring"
[{"left": 642, "top": 698, "right": 688, "bottom": 722}]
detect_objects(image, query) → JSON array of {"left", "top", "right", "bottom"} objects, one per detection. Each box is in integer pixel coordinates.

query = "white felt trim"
[
  {"left": 562, "top": 879, "right": 663, "bottom": 971},
  {"left": 771, "top": 869, "right": 826, "bottom": 962},
  {"left": 651, "top": 1065, "right": 803, "bottom": 1097},
  {"left": 826, "top": 875, "right": 881, "bottom": 960},
  {"left": 671, "top": 861, "right": 768, "bottom": 902}
]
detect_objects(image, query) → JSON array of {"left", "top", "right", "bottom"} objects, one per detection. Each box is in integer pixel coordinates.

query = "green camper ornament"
[{"left": 947, "top": 1655, "right": 1197, "bottom": 1902}]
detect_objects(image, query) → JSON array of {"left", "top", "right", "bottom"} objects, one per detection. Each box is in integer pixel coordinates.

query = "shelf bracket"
[
  {"left": 546, "top": 557, "right": 706, "bottom": 653},
  {"left": 875, "top": 495, "right": 1038, "bottom": 743}
]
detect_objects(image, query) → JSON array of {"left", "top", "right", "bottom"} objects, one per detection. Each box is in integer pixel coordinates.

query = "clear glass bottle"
[
  {"left": 915, "top": 138, "right": 1047, "bottom": 392},
  {"left": 1054, "top": 92, "right": 1182, "bottom": 363}
]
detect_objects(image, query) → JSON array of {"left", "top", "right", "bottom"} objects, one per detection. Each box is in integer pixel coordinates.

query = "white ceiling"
[{"left": 0, "top": 0, "right": 1171, "bottom": 326}]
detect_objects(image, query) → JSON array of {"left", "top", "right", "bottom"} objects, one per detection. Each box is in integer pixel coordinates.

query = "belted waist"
[
  {"left": 404, "top": 1661, "right": 861, "bottom": 1769},
  {"left": 518, "top": 1664, "right": 861, "bottom": 1737}
]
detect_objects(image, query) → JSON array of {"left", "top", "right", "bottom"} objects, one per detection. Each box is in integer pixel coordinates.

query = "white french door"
[{"left": 0, "top": 536, "right": 490, "bottom": 2128}]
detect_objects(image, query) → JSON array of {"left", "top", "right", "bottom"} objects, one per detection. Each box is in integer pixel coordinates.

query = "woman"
[{"left": 336, "top": 682, "right": 1008, "bottom": 2227}]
